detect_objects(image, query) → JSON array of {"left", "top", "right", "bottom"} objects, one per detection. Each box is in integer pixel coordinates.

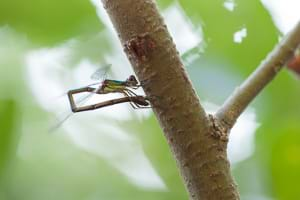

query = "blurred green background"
[{"left": 0, "top": 0, "right": 300, "bottom": 199}]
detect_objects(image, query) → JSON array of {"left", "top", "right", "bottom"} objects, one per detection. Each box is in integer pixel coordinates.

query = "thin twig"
[{"left": 216, "top": 21, "right": 300, "bottom": 129}]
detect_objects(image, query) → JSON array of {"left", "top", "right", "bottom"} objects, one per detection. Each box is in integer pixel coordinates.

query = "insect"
[
  {"left": 67, "top": 65, "right": 150, "bottom": 112},
  {"left": 49, "top": 65, "right": 150, "bottom": 132}
]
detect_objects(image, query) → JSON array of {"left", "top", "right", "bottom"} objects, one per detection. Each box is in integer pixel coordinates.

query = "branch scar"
[
  {"left": 208, "top": 114, "right": 229, "bottom": 142},
  {"left": 124, "top": 33, "right": 156, "bottom": 62}
]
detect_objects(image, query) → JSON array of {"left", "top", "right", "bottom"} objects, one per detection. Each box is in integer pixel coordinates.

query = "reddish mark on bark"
[
  {"left": 287, "top": 55, "right": 300, "bottom": 76},
  {"left": 124, "top": 34, "right": 156, "bottom": 62}
]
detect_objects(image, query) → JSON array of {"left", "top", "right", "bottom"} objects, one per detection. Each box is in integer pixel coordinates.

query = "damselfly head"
[{"left": 126, "top": 75, "right": 138, "bottom": 87}]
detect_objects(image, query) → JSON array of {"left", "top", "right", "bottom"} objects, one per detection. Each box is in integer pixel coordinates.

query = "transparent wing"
[
  {"left": 49, "top": 90, "right": 96, "bottom": 133},
  {"left": 74, "top": 90, "right": 96, "bottom": 106},
  {"left": 50, "top": 63, "right": 111, "bottom": 132},
  {"left": 90, "top": 64, "right": 112, "bottom": 81}
]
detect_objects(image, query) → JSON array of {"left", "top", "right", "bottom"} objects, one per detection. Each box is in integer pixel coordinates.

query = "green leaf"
[
  {"left": 270, "top": 124, "right": 300, "bottom": 199},
  {"left": 157, "top": 0, "right": 174, "bottom": 9},
  {"left": 0, "top": 0, "right": 101, "bottom": 44},
  {"left": 0, "top": 99, "right": 18, "bottom": 177},
  {"left": 179, "top": 0, "right": 279, "bottom": 75}
]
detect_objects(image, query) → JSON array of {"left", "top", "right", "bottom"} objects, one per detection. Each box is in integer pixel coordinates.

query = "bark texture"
[{"left": 101, "top": 0, "right": 239, "bottom": 199}]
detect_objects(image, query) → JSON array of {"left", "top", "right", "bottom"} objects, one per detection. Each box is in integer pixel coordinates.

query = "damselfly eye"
[
  {"left": 128, "top": 75, "right": 138, "bottom": 83},
  {"left": 129, "top": 75, "right": 135, "bottom": 81}
]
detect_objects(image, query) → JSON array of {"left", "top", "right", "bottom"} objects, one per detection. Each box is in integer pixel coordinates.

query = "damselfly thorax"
[{"left": 98, "top": 75, "right": 139, "bottom": 94}]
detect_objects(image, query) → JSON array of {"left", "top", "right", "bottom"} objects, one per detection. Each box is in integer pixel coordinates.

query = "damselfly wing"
[
  {"left": 50, "top": 64, "right": 112, "bottom": 132},
  {"left": 90, "top": 64, "right": 112, "bottom": 81}
]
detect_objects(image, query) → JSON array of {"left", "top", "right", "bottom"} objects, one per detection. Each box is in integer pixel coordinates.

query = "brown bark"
[{"left": 101, "top": 0, "right": 239, "bottom": 199}]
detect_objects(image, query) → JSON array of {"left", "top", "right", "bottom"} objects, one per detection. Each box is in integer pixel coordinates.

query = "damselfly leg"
[{"left": 121, "top": 88, "right": 151, "bottom": 109}]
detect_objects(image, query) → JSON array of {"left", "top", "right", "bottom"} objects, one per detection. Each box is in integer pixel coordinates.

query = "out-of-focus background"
[{"left": 0, "top": 0, "right": 300, "bottom": 199}]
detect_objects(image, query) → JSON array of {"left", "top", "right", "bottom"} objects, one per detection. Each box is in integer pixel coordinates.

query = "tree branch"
[
  {"left": 101, "top": 0, "right": 239, "bottom": 199},
  {"left": 216, "top": 21, "right": 300, "bottom": 129}
]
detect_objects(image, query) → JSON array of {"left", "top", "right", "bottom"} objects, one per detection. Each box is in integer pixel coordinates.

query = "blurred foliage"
[
  {"left": 0, "top": 0, "right": 299, "bottom": 200},
  {"left": 179, "top": 0, "right": 280, "bottom": 103},
  {"left": 270, "top": 123, "right": 300, "bottom": 199},
  {"left": 0, "top": 0, "right": 101, "bottom": 45},
  {"left": 0, "top": 99, "right": 17, "bottom": 176},
  {"left": 179, "top": 0, "right": 279, "bottom": 74},
  {"left": 0, "top": 99, "right": 19, "bottom": 200}
]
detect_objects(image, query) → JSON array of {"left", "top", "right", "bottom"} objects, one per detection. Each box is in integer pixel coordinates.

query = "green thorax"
[
  {"left": 105, "top": 79, "right": 126, "bottom": 86},
  {"left": 103, "top": 79, "right": 126, "bottom": 92}
]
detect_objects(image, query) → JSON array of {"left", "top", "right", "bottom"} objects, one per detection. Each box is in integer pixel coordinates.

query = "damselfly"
[
  {"left": 50, "top": 64, "right": 150, "bottom": 132},
  {"left": 67, "top": 73, "right": 149, "bottom": 112}
]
